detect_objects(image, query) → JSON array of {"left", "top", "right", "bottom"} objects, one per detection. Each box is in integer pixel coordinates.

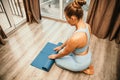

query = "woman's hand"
[
  {"left": 48, "top": 54, "right": 57, "bottom": 59},
  {"left": 54, "top": 46, "right": 62, "bottom": 51}
]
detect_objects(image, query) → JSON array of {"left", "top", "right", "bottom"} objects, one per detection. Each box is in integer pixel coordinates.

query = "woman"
[{"left": 49, "top": 0, "right": 94, "bottom": 75}]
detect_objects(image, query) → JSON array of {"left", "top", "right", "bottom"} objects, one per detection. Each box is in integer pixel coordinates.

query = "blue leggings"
[{"left": 55, "top": 50, "right": 92, "bottom": 72}]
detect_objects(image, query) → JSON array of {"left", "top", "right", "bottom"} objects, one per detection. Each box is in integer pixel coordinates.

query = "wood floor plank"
[{"left": 0, "top": 18, "right": 119, "bottom": 80}]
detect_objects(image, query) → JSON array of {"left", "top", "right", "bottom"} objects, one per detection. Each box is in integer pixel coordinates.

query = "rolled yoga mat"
[{"left": 31, "top": 42, "right": 62, "bottom": 72}]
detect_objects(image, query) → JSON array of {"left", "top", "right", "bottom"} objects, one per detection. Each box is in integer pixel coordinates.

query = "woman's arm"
[
  {"left": 54, "top": 39, "right": 68, "bottom": 51},
  {"left": 60, "top": 39, "right": 68, "bottom": 48},
  {"left": 49, "top": 34, "right": 79, "bottom": 59}
]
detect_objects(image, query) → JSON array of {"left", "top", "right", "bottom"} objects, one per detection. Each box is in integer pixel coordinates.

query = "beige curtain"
[
  {"left": 87, "top": 0, "right": 120, "bottom": 44},
  {"left": 23, "top": 0, "right": 41, "bottom": 23}
]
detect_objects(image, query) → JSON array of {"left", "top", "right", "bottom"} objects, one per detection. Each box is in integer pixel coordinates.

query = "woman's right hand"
[{"left": 54, "top": 46, "right": 62, "bottom": 51}]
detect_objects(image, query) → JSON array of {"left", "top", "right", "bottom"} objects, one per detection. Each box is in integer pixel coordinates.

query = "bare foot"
[{"left": 83, "top": 65, "right": 94, "bottom": 75}]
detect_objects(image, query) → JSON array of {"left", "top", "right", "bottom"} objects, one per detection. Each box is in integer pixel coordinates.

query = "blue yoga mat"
[{"left": 31, "top": 42, "right": 62, "bottom": 72}]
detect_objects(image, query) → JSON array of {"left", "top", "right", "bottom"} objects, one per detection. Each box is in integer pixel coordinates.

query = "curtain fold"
[
  {"left": 87, "top": 0, "right": 120, "bottom": 44},
  {"left": 23, "top": 0, "right": 41, "bottom": 23},
  {"left": 0, "top": 25, "right": 7, "bottom": 45},
  {"left": 0, "top": 26, "right": 7, "bottom": 39}
]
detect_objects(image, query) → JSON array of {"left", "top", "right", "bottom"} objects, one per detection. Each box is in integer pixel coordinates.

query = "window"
[{"left": 40, "top": 0, "right": 90, "bottom": 21}]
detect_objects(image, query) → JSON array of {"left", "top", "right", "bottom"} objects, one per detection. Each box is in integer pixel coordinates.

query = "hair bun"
[{"left": 75, "top": 0, "right": 86, "bottom": 6}]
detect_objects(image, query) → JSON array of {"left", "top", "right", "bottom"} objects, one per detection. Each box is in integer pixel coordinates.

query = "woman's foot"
[{"left": 83, "top": 65, "right": 94, "bottom": 75}]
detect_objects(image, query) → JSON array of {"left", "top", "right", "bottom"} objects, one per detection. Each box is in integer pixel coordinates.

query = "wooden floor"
[{"left": 0, "top": 18, "right": 120, "bottom": 80}]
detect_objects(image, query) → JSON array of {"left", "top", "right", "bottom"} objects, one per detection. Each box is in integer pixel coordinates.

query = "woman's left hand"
[{"left": 48, "top": 54, "right": 57, "bottom": 59}]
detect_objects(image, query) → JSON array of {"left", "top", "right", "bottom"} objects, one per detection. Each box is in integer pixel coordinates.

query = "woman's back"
[{"left": 67, "top": 23, "right": 91, "bottom": 54}]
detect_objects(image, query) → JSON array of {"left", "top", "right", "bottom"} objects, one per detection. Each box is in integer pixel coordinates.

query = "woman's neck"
[{"left": 75, "top": 19, "right": 85, "bottom": 30}]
